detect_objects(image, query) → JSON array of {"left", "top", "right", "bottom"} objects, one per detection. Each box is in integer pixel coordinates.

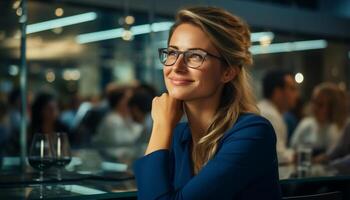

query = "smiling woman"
[{"left": 133, "top": 6, "right": 281, "bottom": 200}]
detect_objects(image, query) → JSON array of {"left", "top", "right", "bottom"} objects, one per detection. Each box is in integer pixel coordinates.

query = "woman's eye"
[
  {"left": 189, "top": 53, "right": 203, "bottom": 61},
  {"left": 168, "top": 50, "right": 177, "bottom": 56}
]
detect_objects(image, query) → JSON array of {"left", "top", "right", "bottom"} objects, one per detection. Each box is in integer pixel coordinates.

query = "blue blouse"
[{"left": 133, "top": 113, "right": 282, "bottom": 200}]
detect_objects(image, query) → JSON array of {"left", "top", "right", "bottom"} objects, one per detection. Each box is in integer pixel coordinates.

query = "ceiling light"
[
  {"left": 295, "top": 73, "right": 304, "bottom": 84},
  {"left": 250, "top": 40, "right": 327, "bottom": 55},
  {"left": 27, "top": 12, "right": 97, "bottom": 34},
  {"left": 55, "top": 8, "right": 64, "bottom": 17}
]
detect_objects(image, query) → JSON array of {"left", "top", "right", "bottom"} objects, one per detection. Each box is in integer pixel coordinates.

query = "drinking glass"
[
  {"left": 52, "top": 132, "right": 71, "bottom": 180},
  {"left": 28, "top": 133, "right": 55, "bottom": 182},
  {"left": 297, "top": 145, "right": 312, "bottom": 177}
]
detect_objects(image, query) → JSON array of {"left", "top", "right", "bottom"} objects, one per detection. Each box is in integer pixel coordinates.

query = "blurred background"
[{"left": 0, "top": 0, "right": 350, "bottom": 169}]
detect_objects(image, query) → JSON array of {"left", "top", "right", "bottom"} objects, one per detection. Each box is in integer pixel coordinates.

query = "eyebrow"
[{"left": 168, "top": 45, "right": 208, "bottom": 52}]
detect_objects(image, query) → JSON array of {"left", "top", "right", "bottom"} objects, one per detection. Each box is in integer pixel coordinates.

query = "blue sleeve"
[{"left": 133, "top": 118, "right": 278, "bottom": 200}]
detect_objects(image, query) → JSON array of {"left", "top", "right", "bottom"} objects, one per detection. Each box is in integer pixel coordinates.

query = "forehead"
[
  {"left": 169, "top": 23, "right": 216, "bottom": 52},
  {"left": 312, "top": 93, "right": 329, "bottom": 106},
  {"left": 284, "top": 75, "right": 296, "bottom": 85},
  {"left": 45, "top": 100, "right": 57, "bottom": 107},
  {"left": 313, "top": 89, "right": 328, "bottom": 99}
]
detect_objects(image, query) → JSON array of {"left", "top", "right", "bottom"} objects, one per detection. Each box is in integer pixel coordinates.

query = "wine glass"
[
  {"left": 28, "top": 133, "right": 55, "bottom": 182},
  {"left": 52, "top": 132, "right": 71, "bottom": 181}
]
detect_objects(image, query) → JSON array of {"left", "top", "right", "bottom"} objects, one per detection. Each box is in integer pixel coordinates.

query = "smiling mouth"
[{"left": 169, "top": 78, "right": 194, "bottom": 86}]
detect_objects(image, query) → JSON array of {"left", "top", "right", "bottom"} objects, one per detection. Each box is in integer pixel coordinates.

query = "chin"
[{"left": 167, "top": 87, "right": 195, "bottom": 101}]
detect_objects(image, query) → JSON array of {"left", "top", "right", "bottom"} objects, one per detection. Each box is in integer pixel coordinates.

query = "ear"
[{"left": 221, "top": 67, "right": 238, "bottom": 83}]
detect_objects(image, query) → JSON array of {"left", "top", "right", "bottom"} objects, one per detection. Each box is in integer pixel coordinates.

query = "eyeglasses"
[{"left": 158, "top": 48, "right": 223, "bottom": 69}]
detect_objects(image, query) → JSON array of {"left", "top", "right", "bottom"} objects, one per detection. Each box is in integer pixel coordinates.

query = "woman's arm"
[
  {"left": 134, "top": 117, "right": 281, "bottom": 200},
  {"left": 326, "top": 122, "right": 350, "bottom": 160},
  {"left": 145, "top": 93, "right": 183, "bottom": 155}
]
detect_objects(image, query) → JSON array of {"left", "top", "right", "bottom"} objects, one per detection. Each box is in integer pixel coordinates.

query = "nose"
[{"left": 172, "top": 53, "right": 187, "bottom": 72}]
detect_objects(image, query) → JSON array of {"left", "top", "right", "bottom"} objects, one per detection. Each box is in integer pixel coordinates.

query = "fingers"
[{"left": 152, "top": 93, "right": 182, "bottom": 111}]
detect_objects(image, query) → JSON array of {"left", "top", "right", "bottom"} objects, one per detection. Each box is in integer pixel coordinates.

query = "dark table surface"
[{"left": 1, "top": 154, "right": 350, "bottom": 200}]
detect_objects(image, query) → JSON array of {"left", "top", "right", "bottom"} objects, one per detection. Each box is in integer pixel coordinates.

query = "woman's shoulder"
[
  {"left": 293, "top": 117, "right": 317, "bottom": 134},
  {"left": 238, "top": 112, "right": 270, "bottom": 122},
  {"left": 295, "top": 117, "right": 317, "bottom": 133},
  {"left": 298, "top": 117, "right": 317, "bottom": 126},
  {"left": 235, "top": 112, "right": 274, "bottom": 130},
  {"left": 219, "top": 113, "right": 278, "bottom": 160},
  {"left": 222, "top": 113, "right": 276, "bottom": 141}
]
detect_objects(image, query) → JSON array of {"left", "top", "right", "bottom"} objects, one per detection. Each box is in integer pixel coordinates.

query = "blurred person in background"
[
  {"left": 314, "top": 120, "right": 350, "bottom": 165},
  {"left": 7, "top": 88, "right": 21, "bottom": 138},
  {"left": 291, "top": 83, "right": 348, "bottom": 156},
  {"left": 71, "top": 84, "right": 115, "bottom": 148},
  {"left": 92, "top": 85, "right": 142, "bottom": 163},
  {"left": 128, "top": 83, "right": 157, "bottom": 157},
  {"left": 59, "top": 93, "right": 81, "bottom": 131},
  {"left": 29, "top": 91, "right": 69, "bottom": 142},
  {"left": 284, "top": 98, "right": 305, "bottom": 145},
  {"left": 258, "top": 70, "right": 299, "bottom": 164},
  {"left": 313, "top": 91, "right": 350, "bottom": 165},
  {"left": 2, "top": 88, "right": 31, "bottom": 156},
  {"left": 0, "top": 100, "right": 10, "bottom": 155}
]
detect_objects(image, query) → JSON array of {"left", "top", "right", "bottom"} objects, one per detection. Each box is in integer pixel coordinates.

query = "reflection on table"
[
  {"left": 0, "top": 149, "right": 137, "bottom": 199},
  {"left": 1, "top": 149, "right": 350, "bottom": 199},
  {"left": 279, "top": 162, "right": 350, "bottom": 199}
]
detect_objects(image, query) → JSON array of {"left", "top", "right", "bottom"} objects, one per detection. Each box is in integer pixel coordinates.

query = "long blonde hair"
[
  {"left": 168, "top": 7, "right": 258, "bottom": 174},
  {"left": 312, "top": 82, "right": 347, "bottom": 129}
]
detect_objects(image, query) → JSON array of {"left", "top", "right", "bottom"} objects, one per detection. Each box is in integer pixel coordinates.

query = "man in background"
[
  {"left": 258, "top": 70, "right": 299, "bottom": 164},
  {"left": 128, "top": 84, "right": 157, "bottom": 156}
]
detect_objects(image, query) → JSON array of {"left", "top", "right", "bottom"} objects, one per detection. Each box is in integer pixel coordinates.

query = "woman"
[
  {"left": 291, "top": 83, "right": 347, "bottom": 156},
  {"left": 134, "top": 7, "right": 281, "bottom": 200},
  {"left": 93, "top": 86, "right": 143, "bottom": 162},
  {"left": 30, "top": 92, "right": 69, "bottom": 140}
]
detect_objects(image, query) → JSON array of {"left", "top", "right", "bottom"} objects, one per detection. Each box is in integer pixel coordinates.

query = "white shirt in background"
[
  {"left": 291, "top": 117, "right": 343, "bottom": 154},
  {"left": 93, "top": 112, "right": 143, "bottom": 161},
  {"left": 258, "top": 99, "right": 294, "bottom": 164}
]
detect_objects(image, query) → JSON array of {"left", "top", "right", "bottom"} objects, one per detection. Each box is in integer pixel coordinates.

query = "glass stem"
[
  {"left": 40, "top": 170, "right": 44, "bottom": 181},
  {"left": 39, "top": 182, "right": 44, "bottom": 199},
  {"left": 57, "top": 168, "right": 62, "bottom": 181}
]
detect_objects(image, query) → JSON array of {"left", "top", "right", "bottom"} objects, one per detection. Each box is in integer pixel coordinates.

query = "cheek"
[
  {"left": 315, "top": 105, "right": 326, "bottom": 117},
  {"left": 198, "top": 72, "right": 219, "bottom": 88},
  {"left": 196, "top": 67, "right": 223, "bottom": 93},
  {"left": 163, "top": 68, "right": 171, "bottom": 90},
  {"left": 285, "top": 91, "right": 294, "bottom": 102},
  {"left": 163, "top": 67, "right": 170, "bottom": 76},
  {"left": 42, "top": 110, "right": 54, "bottom": 119},
  {"left": 53, "top": 108, "right": 59, "bottom": 117},
  {"left": 163, "top": 63, "right": 224, "bottom": 100},
  {"left": 321, "top": 106, "right": 329, "bottom": 116}
]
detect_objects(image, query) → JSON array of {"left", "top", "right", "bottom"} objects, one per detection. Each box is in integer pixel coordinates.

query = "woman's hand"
[
  {"left": 145, "top": 93, "right": 183, "bottom": 155},
  {"left": 151, "top": 93, "right": 184, "bottom": 131}
]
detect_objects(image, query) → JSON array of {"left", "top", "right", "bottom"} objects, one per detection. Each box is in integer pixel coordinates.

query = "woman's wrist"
[
  {"left": 153, "top": 122, "right": 174, "bottom": 134},
  {"left": 144, "top": 123, "right": 173, "bottom": 155}
]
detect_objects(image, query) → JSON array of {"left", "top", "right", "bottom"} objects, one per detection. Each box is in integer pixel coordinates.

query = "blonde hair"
[
  {"left": 168, "top": 7, "right": 258, "bottom": 174},
  {"left": 313, "top": 82, "right": 347, "bottom": 129}
]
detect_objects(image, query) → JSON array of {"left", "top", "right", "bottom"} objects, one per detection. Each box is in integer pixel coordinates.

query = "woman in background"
[
  {"left": 134, "top": 7, "right": 281, "bottom": 200},
  {"left": 93, "top": 86, "right": 143, "bottom": 162},
  {"left": 291, "top": 83, "right": 347, "bottom": 156},
  {"left": 30, "top": 91, "right": 69, "bottom": 143}
]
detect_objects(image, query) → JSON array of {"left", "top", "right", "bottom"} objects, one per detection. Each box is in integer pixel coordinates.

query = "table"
[
  {"left": 0, "top": 155, "right": 138, "bottom": 200},
  {"left": 1, "top": 156, "right": 350, "bottom": 199},
  {"left": 0, "top": 180, "right": 136, "bottom": 200},
  {"left": 279, "top": 163, "right": 350, "bottom": 198}
]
